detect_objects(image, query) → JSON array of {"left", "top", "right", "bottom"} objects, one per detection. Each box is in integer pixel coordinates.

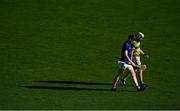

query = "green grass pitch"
[{"left": 0, "top": 0, "right": 180, "bottom": 109}]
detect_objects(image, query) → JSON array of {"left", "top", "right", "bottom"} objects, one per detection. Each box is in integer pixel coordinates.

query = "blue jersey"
[{"left": 120, "top": 40, "right": 132, "bottom": 64}]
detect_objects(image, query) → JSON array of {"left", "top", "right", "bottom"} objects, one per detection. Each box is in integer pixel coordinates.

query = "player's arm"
[
  {"left": 139, "top": 48, "right": 149, "bottom": 59},
  {"left": 124, "top": 50, "right": 136, "bottom": 67},
  {"left": 131, "top": 47, "right": 135, "bottom": 60},
  {"left": 139, "top": 48, "right": 145, "bottom": 55}
]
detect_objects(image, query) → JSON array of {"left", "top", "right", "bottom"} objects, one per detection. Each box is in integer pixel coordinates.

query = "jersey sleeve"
[{"left": 124, "top": 43, "right": 130, "bottom": 51}]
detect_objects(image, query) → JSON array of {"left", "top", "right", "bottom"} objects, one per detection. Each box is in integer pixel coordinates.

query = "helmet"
[{"left": 136, "top": 32, "right": 144, "bottom": 41}]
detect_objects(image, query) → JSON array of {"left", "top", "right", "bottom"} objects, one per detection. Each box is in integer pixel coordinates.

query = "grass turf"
[{"left": 0, "top": 0, "right": 180, "bottom": 109}]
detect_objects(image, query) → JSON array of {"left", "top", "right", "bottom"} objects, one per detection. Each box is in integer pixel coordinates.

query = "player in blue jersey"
[{"left": 112, "top": 34, "right": 145, "bottom": 91}]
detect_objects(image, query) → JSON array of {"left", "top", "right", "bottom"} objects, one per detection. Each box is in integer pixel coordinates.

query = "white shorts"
[{"left": 119, "top": 62, "right": 133, "bottom": 71}]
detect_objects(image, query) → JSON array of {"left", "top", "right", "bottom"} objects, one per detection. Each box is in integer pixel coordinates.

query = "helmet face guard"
[{"left": 136, "top": 32, "right": 144, "bottom": 41}]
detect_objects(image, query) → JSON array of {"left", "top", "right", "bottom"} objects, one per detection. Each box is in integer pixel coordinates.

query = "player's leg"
[
  {"left": 136, "top": 58, "right": 148, "bottom": 88},
  {"left": 126, "top": 65, "right": 145, "bottom": 91},
  {"left": 121, "top": 68, "right": 138, "bottom": 85},
  {"left": 126, "top": 65, "right": 139, "bottom": 87},
  {"left": 138, "top": 65, "right": 148, "bottom": 87},
  {"left": 121, "top": 73, "right": 129, "bottom": 85},
  {"left": 135, "top": 57, "right": 145, "bottom": 85},
  {"left": 136, "top": 60, "right": 143, "bottom": 84},
  {"left": 121, "top": 56, "right": 139, "bottom": 85},
  {"left": 112, "top": 68, "right": 124, "bottom": 90},
  {"left": 139, "top": 68, "right": 144, "bottom": 84},
  {"left": 112, "top": 62, "right": 126, "bottom": 90}
]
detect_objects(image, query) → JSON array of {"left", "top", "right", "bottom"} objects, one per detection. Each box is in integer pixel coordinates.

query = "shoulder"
[
  {"left": 134, "top": 42, "right": 140, "bottom": 47},
  {"left": 123, "top": 41, "right": 131, "bottom": 50},
  {"left": 124, "top": 41, "right": 131, "bottom": 46}
]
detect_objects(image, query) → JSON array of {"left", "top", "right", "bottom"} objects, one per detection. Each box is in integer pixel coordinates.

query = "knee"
[
  {"left": 127, "top": 66, "right": 136, "bottom": 74},
  {"left": 128, "top": 65, "right": 134, "bottom": 71}
]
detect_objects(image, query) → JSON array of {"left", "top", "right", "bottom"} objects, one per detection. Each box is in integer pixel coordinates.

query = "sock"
[
  {"left": 112, "top": 85, "right": 116, "bottom": 88},
  {"left": 136, "top": 85, "right": 140, "bottom": 89}
]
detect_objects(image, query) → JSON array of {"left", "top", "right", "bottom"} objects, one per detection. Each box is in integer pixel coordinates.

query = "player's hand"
[
  {"left": 131, "top": 62, "right": 136, "bottom": 67},
  {"left": 136, "top": 65, "right": 141, "bottom": 68},
  {"left": 136, "top": 64, "right": 147, "bottom": 70}
]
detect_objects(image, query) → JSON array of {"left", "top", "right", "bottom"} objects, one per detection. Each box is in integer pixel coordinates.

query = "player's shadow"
[
  {"left": 33, "top": 80, "right": 112, "bottom": 86},
  {"left": 20, "top": 86, "right": 112, "bottom": 91},
  {"left": 20, "top": 80, "right": 136, "bottom": 92}
]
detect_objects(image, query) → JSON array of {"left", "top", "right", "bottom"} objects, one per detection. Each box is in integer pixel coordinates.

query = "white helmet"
[{"left": 136, "top": 32, "right": 144, "bottom": 40}]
